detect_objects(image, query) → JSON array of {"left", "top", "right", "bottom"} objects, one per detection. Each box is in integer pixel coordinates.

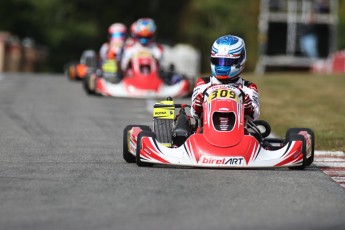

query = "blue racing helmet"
[
  {"left": 132, "top": 18, "right": 156, "bottom": 46},
  {"left": 210, "top": 35, "right": 246, "bottom": 81}
]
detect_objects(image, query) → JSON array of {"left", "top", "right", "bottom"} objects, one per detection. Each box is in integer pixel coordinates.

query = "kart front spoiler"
[
  {"left": 96, "top": 78, "right": 190, "bottom": 99},
  {"left": 134, "top": 133, "right": 306, "bottom": 168}
]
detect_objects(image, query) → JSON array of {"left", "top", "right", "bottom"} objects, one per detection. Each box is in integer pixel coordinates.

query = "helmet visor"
[
  {"left": 111, "top": 32, "right": 125, "bottom": 40},
  {"left": 211, "top": 57, "right": 240, "bottom": 67},
  {"left": 137, "top": 35, "right": 153, "bottom": 45}
]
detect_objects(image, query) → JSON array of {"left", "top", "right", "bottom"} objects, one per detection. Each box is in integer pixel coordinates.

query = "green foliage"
[
  {"left": 0, "top": 0, "right": 344, "bottom": 72},
  {"left": 0, "top": 0, "right": 190, "bottom": 71},
  {"left": 339, "top": 0, "right": 345, "bottom": 49},
  {"left": 178, "top": 0, "right": 260, "bottom": 72}
]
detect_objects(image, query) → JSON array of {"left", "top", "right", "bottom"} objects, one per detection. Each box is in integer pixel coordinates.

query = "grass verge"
[{"left": 244, "top": 72, "right": 345, "bottom": 151}]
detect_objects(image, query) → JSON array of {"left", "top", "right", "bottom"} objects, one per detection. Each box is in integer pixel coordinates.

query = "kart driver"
[
  {"left": 120, "top": 18, "right": 164, "bottom": 72},
  {"left": 99, "top": 23, "right": 127, "bottom": 64},
  {"left": 191, "top": 35, "right": 260, "bottom": 121}
]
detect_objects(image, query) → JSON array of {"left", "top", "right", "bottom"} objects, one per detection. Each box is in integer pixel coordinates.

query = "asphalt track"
[{"left": 0, "top": 73, "right": 344, "bottom": 230}]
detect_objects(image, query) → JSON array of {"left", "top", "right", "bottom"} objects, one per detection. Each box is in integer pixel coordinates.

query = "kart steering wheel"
[{"left": 246, "top": 119, "right": 271, "bottom": 139}]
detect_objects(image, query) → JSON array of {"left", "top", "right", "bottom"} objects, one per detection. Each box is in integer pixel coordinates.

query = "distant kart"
[
  {"left": 123, "top": 85, "right": 314, "bottom": 169},
  {"left": 84, "top": 49, "right": 190, "bottom": 99},
  {"left": 65, "top": 50, "right": 97, "bottom": 81}
]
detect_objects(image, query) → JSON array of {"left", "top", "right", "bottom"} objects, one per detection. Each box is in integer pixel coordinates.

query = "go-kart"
[
  {"left": 84, "top": 49, "right": 190, "bottom": 98},
  {"left": 123, "top": 85, "right": 314, "bottom": 169},
  {"left": 65, "top": 50, "right": 97, "bottom": 81}
]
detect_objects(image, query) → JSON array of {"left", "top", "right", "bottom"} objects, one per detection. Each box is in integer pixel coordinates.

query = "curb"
[{"left": 314, "top": 150, "right": 345, "bottom": 189}]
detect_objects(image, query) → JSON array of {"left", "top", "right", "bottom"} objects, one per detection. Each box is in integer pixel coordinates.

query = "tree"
[
  {"left": 178, "top": 0, "right": 260, "bottom": 72},
  {"left": 0, "top": 0, "right": 343, "bottom": 72}
]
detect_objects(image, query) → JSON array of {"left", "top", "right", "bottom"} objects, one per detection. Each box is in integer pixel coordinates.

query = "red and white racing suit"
[
  {"left": 191, "top": 75, "right": 260, "bottom": 120},
  {"left": 120, "top": 39, "right": 164, "bottom": 72},
  {"left": 99, "top": 40, "right": 124, "bottom": 63}
]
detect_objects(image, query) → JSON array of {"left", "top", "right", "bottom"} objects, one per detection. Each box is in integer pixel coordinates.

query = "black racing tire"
[
  {"left": 136, "top": 131, "right": 156, "bottom": 167},
  {"left": 287, "top": 134, "right": 306, "bottom": 170},
  {"left": 123, "top": 125, "right": 151, "bottom": 163},
  {"left": 65, "top": 63, "right": 76, "bottom": 81},
  {"left": 83, "top": 74, "right": 99, "bottom": 95},
  {"left": 83, "top": 75, "right": 93, "bottom": 95},
  {"left": 286, "top": 128, "right": 315, "bottom": 166}
]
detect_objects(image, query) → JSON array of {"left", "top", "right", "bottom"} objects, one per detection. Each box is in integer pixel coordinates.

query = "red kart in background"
[
  {"left": 123, "top": 85, "right": 315, "bottom": 169},
  {"left": 84, "top": 49, "right": 190, "bottom": 99}
]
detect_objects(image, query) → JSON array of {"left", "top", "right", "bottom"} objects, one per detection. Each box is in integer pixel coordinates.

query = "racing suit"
[
  {"left": 191, "top": 75, "right": 260, "bottom": 120},
  {"left": 120, "top": 39, "right": 164, "bottom": 72},
  {"left": 99, "top": 40, "right": 124, "bottom": 64}
]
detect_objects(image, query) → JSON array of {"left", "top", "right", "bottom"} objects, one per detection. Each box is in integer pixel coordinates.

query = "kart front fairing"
[
  {"left": 137, "top": 133, "right": 304, "bottom": 168},
  {"left": 202, "top": 85, "right": 245, "bottom": 147}
]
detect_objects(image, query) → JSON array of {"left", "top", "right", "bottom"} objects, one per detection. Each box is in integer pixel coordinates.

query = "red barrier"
[{"left": 331, "top": 51, "right": 345, "bottom": 73}]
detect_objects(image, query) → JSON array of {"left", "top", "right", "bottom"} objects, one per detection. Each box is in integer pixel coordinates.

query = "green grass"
[{"left": 243, "top": 72, "right": 345, "bottom": 151}]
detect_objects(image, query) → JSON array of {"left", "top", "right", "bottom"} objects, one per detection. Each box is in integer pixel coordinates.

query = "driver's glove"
[
  {"left": 192, "top": 93, "right": 203, "bottom": 117},
  {"left": 244, "top": 95, "right": 254, "bottom": 117}
]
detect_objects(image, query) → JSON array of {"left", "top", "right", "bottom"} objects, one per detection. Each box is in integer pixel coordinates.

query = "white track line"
[
  {"left": 314, "top": 162, "right": 345, "bottom": 168},
  {"left": 332, "top": 177, "right": 345, "bottom": 183},
  {"left": 314, "top": 157, "right": 345, "bottom": 162},
  {"left": 321, "top": 171, "right": 345, "bottom": 175},
  {"left": 315, "top": 151, "right": 345, "bottom": 157}
]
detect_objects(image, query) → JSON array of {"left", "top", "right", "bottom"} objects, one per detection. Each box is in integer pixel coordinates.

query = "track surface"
[{"left": 0, "top": 73, "right": 344, "bottom": 230}]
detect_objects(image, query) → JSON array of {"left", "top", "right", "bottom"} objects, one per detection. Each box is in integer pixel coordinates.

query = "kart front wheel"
[
  {"left": 123, "top": 125, "right": 151, "bottom": 163},
  {"left": 136, "top": 131, "right": 156, "bottom": 167},
  {"left": 286, "top": 128, "right": 314, "bottom": 166},
  {"left": 287, "top": 134, "right": 306, "bottom": 170},
  {"left": 65, "top": 63, "right": 77, "bottom": 81},
  {"left": 83, "top": 75, "right": 93, "bottom": 95}
]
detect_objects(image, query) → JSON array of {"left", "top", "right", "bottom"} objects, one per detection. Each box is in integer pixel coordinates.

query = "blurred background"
[{"left": 0, "top": 0, "right": 344, "bottom": 74}]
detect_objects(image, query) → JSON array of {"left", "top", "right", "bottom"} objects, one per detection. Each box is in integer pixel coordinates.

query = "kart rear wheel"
[
  {"left": 286, "top": 128, "right": 315, "bottom": 166},
  {"left": 123, "top": 125, "right": 151, "bottom": 163},
  {"left": 287, "top": 134, "right": 306, "bottom": 170},
  {"left": 83, "top": 75, "right": 93, "bottom": 94},
  {"left": 65, "top": 63, "right": 77, "bottom": 81},
  {"left": 136, "top": 131, "right": 156, "bottom": 167}
]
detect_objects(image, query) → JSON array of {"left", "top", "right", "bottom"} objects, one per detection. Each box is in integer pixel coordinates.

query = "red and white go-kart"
[
  {"left": 123, "top": 85, "right": 314, "bottom": 169},
  {"left": 85, "top": 49, "right": 190, "bottom": 99}
]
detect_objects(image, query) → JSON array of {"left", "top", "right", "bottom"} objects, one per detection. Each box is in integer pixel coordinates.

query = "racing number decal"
[{"left": 208, "top": 89, "right": 236, "bottom": 102}]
